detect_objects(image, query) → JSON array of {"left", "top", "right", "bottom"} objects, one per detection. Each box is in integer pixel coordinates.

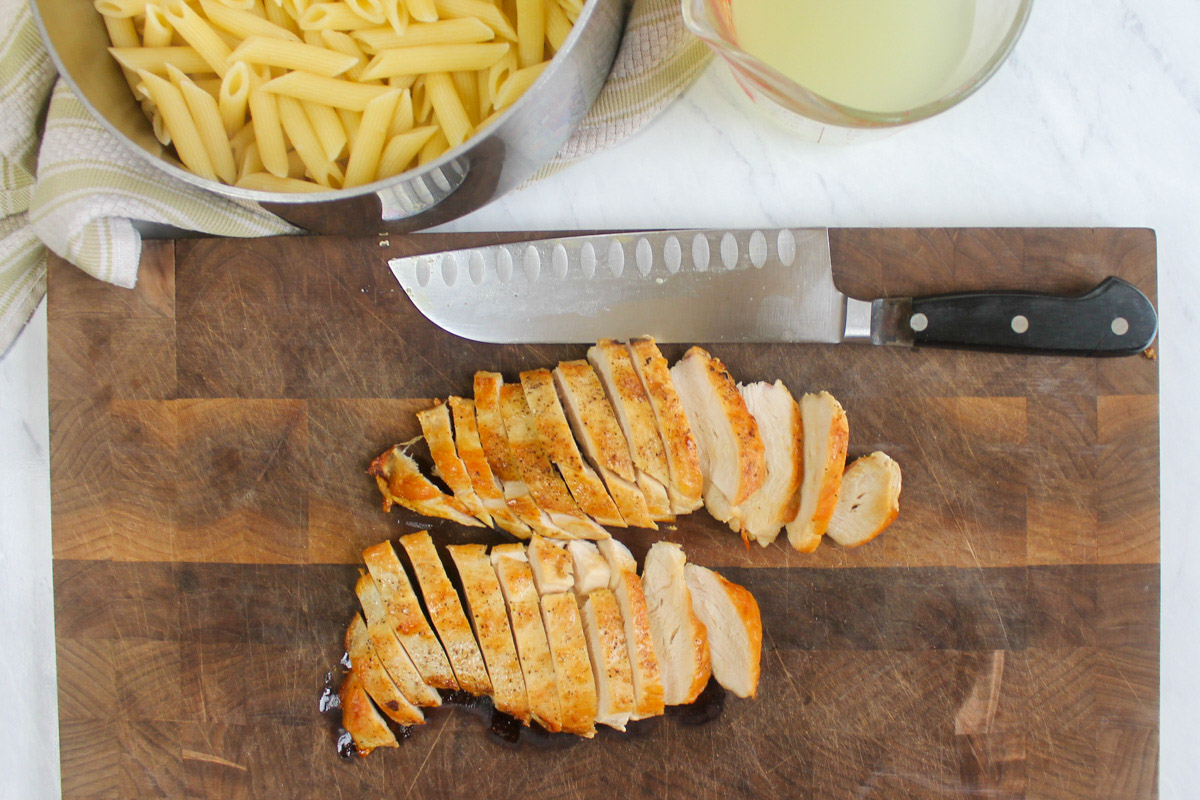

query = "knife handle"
[{"left": 904, "top": 277, "right": 1157, "bottom": 356}]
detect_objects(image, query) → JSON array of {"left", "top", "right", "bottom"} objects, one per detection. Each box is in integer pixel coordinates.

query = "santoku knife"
[{"left": 388, "top": 228, "right": 1157, "bottom": 355}]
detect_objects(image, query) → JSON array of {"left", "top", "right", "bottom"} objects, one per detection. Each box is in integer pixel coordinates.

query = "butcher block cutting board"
[{"left": 48, "top": 228, "right": 1159, "bottom": 799}]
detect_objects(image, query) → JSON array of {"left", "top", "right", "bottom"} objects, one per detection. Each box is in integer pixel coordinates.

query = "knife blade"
[{"left": 388, "top": 228, "right": 1158, "bottom": 356}]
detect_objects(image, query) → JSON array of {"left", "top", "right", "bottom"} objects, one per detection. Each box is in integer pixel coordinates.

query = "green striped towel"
[{"left": 0, "top": 0, "right": 711, "bottom": 355}]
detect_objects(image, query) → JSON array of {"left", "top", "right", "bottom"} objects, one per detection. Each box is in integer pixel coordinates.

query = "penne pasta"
[
  {"left": 277, "top": 94, "right": 346, "bottom": 186},
  {"left": 161, "top": 0, "right": 233, "bottom": 76},
  {"left": 109, "top": 46, "right": 214, "bottom": 75},
  {"left": 238, "top": 140, "right": 263, "bottom": 179},
  {"left": 351, "top": 18, "right": 492, "bottom": 52},
  {"left": 286, "top": 148, "right": 308, "bottom": 177},
  {"left": 406, "top": 0, "right": 438, "bottom": 23},
  {"left": 387, "top": 73, "right": 418, "bottom": 89},
  {"left": 475, "top": 67, "right": 490, "bottom": 118},
  {"left": 319, "top": 30, "right": 372, "bottom": 81},
  {"left": 514, "top": 0, "right": 541, "bottom": 68},
  {"left": 212, "top": 0, "right": 256, "bottom": 10},
  {"left": 417, "top": 125, "right": 448, "bottom": 164},
  {"left": 236, "top": 172, "right": 328, "bottom": 191},
  {"left": 344, "top": 0, "right": 386, "bottom": 24},
  {"left": 491, "top": 59, "right": 546, "bottom": 109},
  {"left": 218, "top": 61, "right": 251, "bottom": 135},
  {"left": 150, "top": 103, "right": 172, "bottom": 145},
  {"left": 138, "top": 69, "right": 218, "bottom": 180},
  {"left": 360, "top": 42, "right": 509, "bottom": 79},
  {"left": 283, "top": 0, "right": 314, "bottom": 20},
  {"left": 425, "top": 72, "right": 471, "bottom": 147},
  {"left": 434, "top": 0, "right": 516, "bottom": 41},
  {"left": 228, "top": 36, "right": 360, "bottom": 75},
  {"left": 193, "top": 77, "right": 224, "bottom": 98},
  {"left": 248, "top": 69, "right": 290, "bottom": 176},
  {"left": 343, "top": 88, "right": 400, "bottom": 187},
  {"left": 376, "top": 124, "right": 437, "bottom": 178},
  {"left": 336, "top": 106, "right": 362, "bottom": 141},
  {"left": 381, "top": 0, "right": 408, "bottom": 35},
  {"left": 299, "top": 2, "right": 381, "bottom": 30},
  {"left": 450, "top": 70, "right": 478, "bottom": 125},
  {"left": 142, "top": 4, "right": 174, "bottom": 48},
  {"left": 472, "top": 106, "right": 504, "bottom": 135},
  {"left": 545, "top": 0, "right": 570, "bottom": 52},
  {"left": 168, "top": 65, "right": 238, "bottom": 183},
  {"left": 199, "top": 0, "right": 302, "bottom": 40},
  {"left": 230, "top": 120, "right": 257, "bottom": 161},
  {"left": 94, "top": 0, "right": 152, "bottom": 18},
  {"left": 261, "top": 70, "right": 392, "bottom": 109},
  {"left": 302, "top": 100, "right": 348, "bottom": 159},
  {"left": 263, "top": 0, "right": 302, "bottom": 33},
  {"left": 388, "top": 89, "right": 414, "bottom": 135},
  {"left": 486, "top": 45, "right": 516, "bottom": 101}
]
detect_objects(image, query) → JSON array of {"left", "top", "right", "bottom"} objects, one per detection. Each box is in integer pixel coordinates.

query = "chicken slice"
[
  {"left": 597, "top": 538, "right": 664, "bottom": 719},
  {"left": 527, "top": 534, "right": 575, "bottom": 594},
  {"left": 361, "top": 541, "right": 458, "bottom": 690},
  {"left": 627, "top": 337, "right": 704, "bottom": 514},
  {"left": 554, "top": 360, "right": 657, "bottom": 529},
  {"left": 339, "top": 668, "right": 397, "bottom": 757},
  {"left": 580, "top": 589, "right": 636, "bottom": 731},
  {"left": 474, "top": 371, "right": 561, "bottom": 537},
  {"left": 354, "top": 572, "right": 442, "bottom": 707},
  {"left": 446, "top": 544, "right": 530, "bottom": 723},
  {"left": 642, "top": 541, "right": 711, "bottom": 706},
  {"left": 416, "top": 400, "right": 492, "bottom": 526},
  {"left": 368, "top": 445, "right": 484, "bottom": 527},
  {"left": 521, "top": 368, "right": 625, "bottom": 526},
  {"left": 499, "top": 382, "right": 609, "bottom": 540},
  {"left": 491, "top": 544, "right": 564, "bottom": 732},
  {"left": 786, "top": 391, "right": 849, "bottom": 553},
  {"left": 670, "top": 346, "right": 766, "bottom": 507},
  {"left": 587, "top": 340, "right": 674, "bottom": 520},
  {"left": 447, "top": 396, "right": 532, "bottom": 539},
  {"left": 538, "top": 592, "right": 599, "bottom": 737},
  {"left": 345, "top": 613, "right": 424, "bottom": 726},
  {"left": 826, "top": 451, "right": 902, "bottom": 548},
  {"left": 684, "top": 564, "right": 762, "bottom": 699},
  {"left": 567, "top": 540, "right": 610, "bottom": 596},
  {"left": 398, "top": 532, "right": 492, "bottom": 695},
  {"left": 722, "top": 380, "right": 804, "bottom": 546}
]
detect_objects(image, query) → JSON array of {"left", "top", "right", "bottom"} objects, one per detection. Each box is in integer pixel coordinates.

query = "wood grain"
[{"left": 49, "top": 229, "right": 1159, "bottom": 799}]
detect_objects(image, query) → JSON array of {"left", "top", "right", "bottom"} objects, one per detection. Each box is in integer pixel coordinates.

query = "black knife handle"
[{"left": 907, "top": 277, "right": 1157, "bottom": 356}]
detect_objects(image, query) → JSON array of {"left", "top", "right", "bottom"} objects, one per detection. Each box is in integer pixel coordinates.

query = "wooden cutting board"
[{"left": 48, "top": 228, "right": 1159, "bottom": 799}]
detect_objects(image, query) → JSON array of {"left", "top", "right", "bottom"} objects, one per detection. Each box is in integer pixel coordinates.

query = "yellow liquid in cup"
[{"left": 731, "top": 0, "right": 976, "bottom": 113}]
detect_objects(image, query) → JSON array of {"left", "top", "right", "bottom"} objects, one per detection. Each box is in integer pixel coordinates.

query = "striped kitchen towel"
[{"left": 0, "top": 0, "right": 712, "bottom": 355}]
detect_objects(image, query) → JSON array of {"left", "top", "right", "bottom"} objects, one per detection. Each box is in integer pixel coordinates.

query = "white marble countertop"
[{"left": 2, "top": 0, "right": 1197, "bottom": 795}]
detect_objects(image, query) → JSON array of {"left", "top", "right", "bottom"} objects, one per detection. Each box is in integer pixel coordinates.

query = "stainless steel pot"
[{"left": 32, "top": 0, "right": 623, "bottom": 234}]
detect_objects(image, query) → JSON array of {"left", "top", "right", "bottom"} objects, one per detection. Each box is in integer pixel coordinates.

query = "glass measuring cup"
[{"left": 682, "top": 0, "right": 1034, "bottom": 143}]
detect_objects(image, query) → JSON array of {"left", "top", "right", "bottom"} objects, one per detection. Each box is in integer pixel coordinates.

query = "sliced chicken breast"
[
  {"left": 730, "top": 380, "right": 804, "bottom": 546},
  {"left": 588, "top": 340, "right": 674, "bottom": 520},
  {"left": 368, "top": 445, "right": 484, "bottom": 527},
  {"left": 627, "top": 337, "right": 704, "bottom": 513},
  {"left": 567, "top": 540, "right": 610, "bottom": 596},
  {"left": 597, "top": 538, "right": 665, "bottom": 719},
  {"left": 398, "top": 532, "right": 493, "bottom": 695},
  {"left": 361, "top": 541, "right": 457, "bottom": 690},
  {"left": 491, "top": 544, "right": 564, "bottom": 732},
  {"left": 520, "top": 368, "right": 625, "bottom": 526},
  {"left": 339, "top": 668, "right": 398, "bottom": 757},
  {"left": 526, "top": 535, "right": 575, "bottom": 594},
  {"left": 345, "top": 613, "right": 424, "bottom": 726},
  {"left": 827, "top": 451, "right": 902, "bottom": 548},
  {"left": 539, "top": 591, "right": 599, "bottom": 737},
  {"left": 499, "top": 383, "right": 609, "bottom": 539},
  {"left": 473, "top": 371, "right": 561, "bottom": 536},
  {"left": 683, "top": 564, "right": 762, "bottom": 699},
  {"left": 446, "top": 544, "right": 530, "bottom": 722},
  {"left": 642, "top": 541, "right": 711, "bottom": 706},
  {"left": 447, "top": 396, "right": 532, "bottom": 539},
  {"left": 416, "top": 400, "right": 493, "bottom": 527},
  {"left": 580, "top": 589, "right": 636, "bottom": 731},
  {"left": 786, "top": 391, "right": 849, "bottom": 553},
  {"left": 554, "top": 360, "right": 657, "bottom": 529},
  {"left": 354, "top": 572, "right": 442, "bottom": 707},
  {"left": 670, "top": 346, "right": 766, "bottom": 506}
]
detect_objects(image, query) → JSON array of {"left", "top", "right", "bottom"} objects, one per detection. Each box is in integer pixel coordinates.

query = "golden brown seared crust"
[
  {"left": 733, "top": 380, "right": 804, "bottom": 545},
  {"left": 720, "top": 576, "right": 763, "bottom": 698},
  {"left": 642, "top": 542, "right": 711, "bottom": 706},
  {"left": 473, "top": 372, "right": 559, "bottom": 536},
  {"left": 491, "top": 546, "right": 564, "bottom": 732},
  {"left": 447, "top": 396, "right": 532, "bottom": 539},
  {"left": 788, "top": 392, "right": 849, "bottom": 553},
  {"left": 339, "top": 669, "right": 397, "bottom": 757},
  {"left": 399, "top": 532, "right": 492, "bottom": 696},
  {"left": 580, "top": 588, "right": 636, "bottom": 730},
  {"left": 684, "top": 564, "right": 762, "bottom": 700},
  {"left": 627, "top": 337, "right": 704, "bottom": 513},
  {"left": 678, "top": 346, "right": 766, "bottom": 505},
  {"left": 597, "top": 539, "right": 664, "bottom": 719},
  {"left": 416, "top": 399, "right": 492, "bottom": 526},
  {"left": 588, "top": 340, "right": 675, "bottom": 521},
  {"left": 354, "top": 572, "right": 442, "bottom": 707},
  {"left": 520, "top": 368, "right": 625, "bottom": 526},
  {"left": 361, "top": 541, "right": 458, "bottom": 690},
  {"left": 540, "top": 592, "right": 598, "bottom": 737},
  {"left": 345, "top": 614, "right": 424, "bottom": 726},
  {"left": 499, "top": 383, "right": 609, "bottom": 539},
  {"left": 368, "top": 445, "right": 484, "bottom": 527},
  {"left": 527, "top": 535, "right": 575, "bottom": 594},
  {"left": 445, "top": 544, "right": 530, "bottom": 723}
]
